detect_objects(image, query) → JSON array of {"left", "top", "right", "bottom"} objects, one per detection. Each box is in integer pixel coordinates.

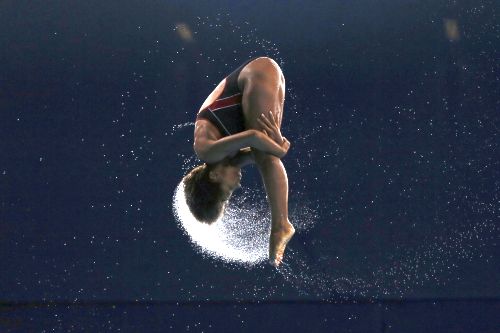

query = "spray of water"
[
  {"left": 164, "top": 13, "right": 499, "bottom": 300},
  {"left": 173, "top": 178, "right": 318, "bottom": 267}
]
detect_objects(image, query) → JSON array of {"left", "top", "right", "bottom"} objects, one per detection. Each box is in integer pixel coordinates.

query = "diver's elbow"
[
  {"left": 193, "top": 141, "right": 205, "bottom": 160},
  {"left": 193, "top": 141, "right": 213, "bottom": 162}
]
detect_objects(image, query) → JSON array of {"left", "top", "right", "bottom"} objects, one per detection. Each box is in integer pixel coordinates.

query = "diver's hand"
[
  {"left": 274, "top": 136, "right": 290, "bottom": 159},
  {"left": 251, "top": 130, "right": 289, "bottom": 159},
  {"left": 257, "top": 111, "right": 284, "bottom": 146},
  {"left": 281, "top": 137, "right": 291, "bottom": 156}
]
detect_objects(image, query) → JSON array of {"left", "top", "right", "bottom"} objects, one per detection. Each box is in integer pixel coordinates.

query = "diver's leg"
[{"left": 238, "top": 57, "right": 295, "bottom": 267}]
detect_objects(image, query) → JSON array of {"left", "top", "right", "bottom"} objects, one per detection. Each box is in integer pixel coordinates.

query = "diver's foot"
[{"left": 268, "top": 221, "right": 295, "bottom": 267}]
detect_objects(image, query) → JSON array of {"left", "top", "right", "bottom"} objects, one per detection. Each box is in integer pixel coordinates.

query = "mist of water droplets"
[
  {"left": 164, "top": 12, "right": 500, "bottom": 300},
  {"left": 173, "top": 176, "right": 319, "bottom": 267}
]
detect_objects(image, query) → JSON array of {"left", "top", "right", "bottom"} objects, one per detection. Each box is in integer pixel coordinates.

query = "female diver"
[{"left": 182, "top": 56, "right": 295, "bottom": 267}]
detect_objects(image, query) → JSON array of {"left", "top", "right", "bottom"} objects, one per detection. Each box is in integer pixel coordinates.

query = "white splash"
[
  {"left": 172, "top": 160, "right": 320, "bottom": 268},
  {"left": 173, "top": 180, "right": 270, "bottom": 265}
]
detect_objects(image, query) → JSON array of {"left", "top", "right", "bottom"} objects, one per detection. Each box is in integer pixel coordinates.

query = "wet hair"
[{"left": 182, "top": 163, "right": 228, "bottom": 224}]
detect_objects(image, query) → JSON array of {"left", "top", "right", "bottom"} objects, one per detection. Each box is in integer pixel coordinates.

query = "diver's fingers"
[
  {"left": 269, "top": 110, "right": 278, "bottom": 126},
  {"left": 262, "top": 111, "right": 275, "bottom": 125},
  {"left": 273, "top": 111, "right": 281, "bottom": 128},
  {"left": 264, "top": 110, "right": 278, "bottom": 127},
  {"left": 260, "top": 113, "right": 277, "bottom": 130},
  {"left": 257, "top": 116, "right": 274, "bottom": 132}
]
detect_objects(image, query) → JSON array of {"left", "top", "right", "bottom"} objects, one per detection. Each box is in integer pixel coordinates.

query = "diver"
[{"left": 182, "top": 56, "right": 295, "bottom": 267}]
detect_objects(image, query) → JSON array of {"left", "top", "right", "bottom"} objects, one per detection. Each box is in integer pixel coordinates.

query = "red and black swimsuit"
[{"left": 196, "top": 57, "right": 257, "bottom": 137}]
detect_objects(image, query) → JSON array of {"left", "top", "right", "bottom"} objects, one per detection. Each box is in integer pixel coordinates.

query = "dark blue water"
[{"left": 1, "top": 0, "right": 498, "bottom": 331}]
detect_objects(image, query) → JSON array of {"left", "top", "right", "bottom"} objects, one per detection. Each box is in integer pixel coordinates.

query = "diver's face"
[{"left": 210, "top": 160, "right": 242, "bottom": 193}]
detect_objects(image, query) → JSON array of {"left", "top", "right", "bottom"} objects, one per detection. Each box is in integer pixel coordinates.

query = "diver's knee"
[
  {"left": 245, "top": 58, "right": 282, "bottom": 86},
  {"left": 254, "top": 57, "right": 282, "bottom": 76}
]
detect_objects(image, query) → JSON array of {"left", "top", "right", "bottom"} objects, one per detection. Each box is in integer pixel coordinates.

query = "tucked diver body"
[{"left": 183, "top": 56, "right": 295, "bottom": 267}]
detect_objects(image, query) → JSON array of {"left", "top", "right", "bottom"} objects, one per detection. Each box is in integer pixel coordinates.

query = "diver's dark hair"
[{"left": 182, "top": 163, "right": 227, "bottom": 224}]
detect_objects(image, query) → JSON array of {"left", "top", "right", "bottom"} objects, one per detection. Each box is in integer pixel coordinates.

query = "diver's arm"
[
  {"left": 229, "top": 147, "right": 255, "bottom": 167},
  {"left": 195, "top": 129, "right": 287, "bottom": 163}
]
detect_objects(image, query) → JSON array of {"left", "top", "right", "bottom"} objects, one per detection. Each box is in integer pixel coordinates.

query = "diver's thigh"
[{"left": 241, "top": 74, "right": 285, "bottom": 131}]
